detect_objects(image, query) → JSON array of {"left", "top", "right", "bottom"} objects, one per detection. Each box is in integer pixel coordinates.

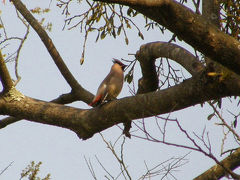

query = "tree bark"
[
  {"left": 95, "top": 0, "right": 240, "bottom": 76},
  {"left": 0, "top": 51, "right": 13, "bottom": 92},
  {"left": 11, "top": 0, "right": 93, "bottom": 104},
  {"left": 194, "top": 148, "right": 240, "bottom": 180},
  {"left": 2, "top": 0, "right": 240, "bottom": 178},
  {"left": 0, "top": 69, "right": 238, "bottom": 140}
]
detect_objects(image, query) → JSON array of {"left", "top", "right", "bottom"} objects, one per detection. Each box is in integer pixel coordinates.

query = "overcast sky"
[{"left": 0, "top": 1, "right": 238, "bottom": 179}]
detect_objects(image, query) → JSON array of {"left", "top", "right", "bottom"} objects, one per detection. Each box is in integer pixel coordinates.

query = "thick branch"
[
  {"left": 136, "top": 46, "right": 159, "bottom": 94},
  {"left": 136, "top": 41, "right": 204, "bottom": 75},
  {"left": 0, "top": 70, "right": 238, "bottom": 140},
  {"left": 0, "top": 90, "right": 91, "bottom": 128},
  {"left": 0, "top": 116, "right": 21, "bottom": 129},
  {"left": 194, "top": 148, "right": 240, "bottom": 180},
  {"left": 51, "top": 91, "right": 80, "bottom": 104},
  {"left": 202, "top": 0, "right": 220, "bottom": 27},
  {"left": 0, "top": 51, "right": 14, "bottom": 92},
  {"left": 136, "top": 41, "right": 204, "bottom": 95},
  {"left": 95, "top": 0, "right": 240, "bottom": 76},
  {"left": 11, "top": 0, "right": 93, "bottom": 103}
]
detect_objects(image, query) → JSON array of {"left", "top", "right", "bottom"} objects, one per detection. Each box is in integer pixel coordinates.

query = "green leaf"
[
  {"left": 80, "top": 57, "right": 84, "bottom": 65},
  {"left": 234, "top": 119, "right": 238, "bottom": 128},
  {"left": 207, "top": 113, "right": 215, "bottom": 120},
  {"left": 100, "top": 30, "right": 106, "bottom": 40},
  {"left": 138, "top": 31, "right": 144, "bottom": 40},
  {"left": 125, "top": 37, "right": 129, "bottom": 45},
  {"left": 117, "top": 26, "right": 122, "bottom": 35},
  {"left": 125, "top": 19, "right": 131, "bottom": 29},
  {"left": 96, "top": 14, "right": 102, "bottom": 22},
  {"left": 112, "top": 29, "right": 116, "bottom": 38},
  {"left": 217, "top": 99, "right": 222, "bottom": 108},
  {"left": 127, "top": 8, "right": 132, "bottom": 16},
  {"left": 124, "top": 73, "right": 133, "bottom": 84}
]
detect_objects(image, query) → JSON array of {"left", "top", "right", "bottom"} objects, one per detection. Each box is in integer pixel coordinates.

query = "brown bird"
[{"left": 89, "top": 59, "right": 127, "bottom": 107}]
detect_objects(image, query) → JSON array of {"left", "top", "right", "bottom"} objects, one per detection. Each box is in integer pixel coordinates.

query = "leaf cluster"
[
  {"left": 30, "top": 7, "right": 50, "bottom": 14},
  {"left": 61, "top": 1, "right": 144, "bottom": 45},
  {"left": 30, "top": 7, "right": 52, "bottom": 32},
  {"left": 220, "top": 0, "right": 240, "bottom": 40},
  {"left": 20, "top": 161, "right": 50, "bottom": 180}
]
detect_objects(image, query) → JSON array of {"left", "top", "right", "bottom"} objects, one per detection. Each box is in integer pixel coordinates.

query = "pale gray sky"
[{"left": 0, "top": 1, "right": 238, "bottom": 180}]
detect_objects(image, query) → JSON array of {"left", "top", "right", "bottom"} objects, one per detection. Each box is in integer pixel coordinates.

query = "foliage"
[
  {"left": 20, "top": 161, "right": 51, "bottom": 180},
  {"left": 220, "top": 0, "right": 240, "bottom": 40}
]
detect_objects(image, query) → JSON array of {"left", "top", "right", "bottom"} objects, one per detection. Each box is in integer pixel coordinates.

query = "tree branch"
[
  {"left": 128, "top": 41, "right": 204, "bottom": 136},
  {"left": 202, "top": 0, "right": 220, "bottom": 27},
  {"left": 51, "top": 91, "right": 79, "bottom": 104},
  {"left": 136, "top": 44, "right": 159, "bottom": 94},
  {"left": 0, "top": 116, "right": 21, "bottom": 129},
  {"left": 136, "top": 41, "right": 204, "bottom": 76},
  {"left": 0, "top": 69, "right": 238, "bottom": 140},
  {"left": 194, "top": 148, "right": 240, "bottom": 180},
  {"left": 0, "top": 50, "right": 14, "bottom": 93},
  {"left": 0, "top": 91, "right": 81, "bottom": 129},
  {"left": 95, "top": 0, "right": 240, "bottom": 76},
  {"left": 11, "top": 0, "right": 93, "bottom": 104}
]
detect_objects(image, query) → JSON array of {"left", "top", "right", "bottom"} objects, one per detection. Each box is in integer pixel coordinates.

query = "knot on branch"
[{"left": 2, "top": 87, "right": 25, "bottom": 102}]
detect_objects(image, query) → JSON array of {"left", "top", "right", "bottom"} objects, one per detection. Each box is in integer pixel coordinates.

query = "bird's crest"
[
  {"left": 112, "top": 58, "right": 125, "bottom": 66},
  {"left": 112, "top": 58, "right": 127, "bottom": 71}
]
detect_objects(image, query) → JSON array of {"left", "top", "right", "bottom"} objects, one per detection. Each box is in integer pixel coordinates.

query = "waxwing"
[{"left": 89, "top": 59, "right": 127, "bottom": 107}]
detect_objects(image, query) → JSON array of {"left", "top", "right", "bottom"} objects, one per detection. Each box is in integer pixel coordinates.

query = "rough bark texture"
[
  {"left": 202, "top": 0, "right": 220, "bottom": 27},
  {"left": 0, "top": 51, "right": 13, "bottom": 92},
  {"left": 0, "top": 69, "right": 238, "bottom": 139},
  {"left": 136, "top": 42, "right": 204, "bottom": 75},
  {"left": 95, "top": 0, "right": 240, "bottom": 76}
]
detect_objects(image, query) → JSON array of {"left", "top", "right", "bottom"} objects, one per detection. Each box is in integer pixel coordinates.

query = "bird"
[{"left": 88, "top": 59, "right": 127, "bottom": 107}]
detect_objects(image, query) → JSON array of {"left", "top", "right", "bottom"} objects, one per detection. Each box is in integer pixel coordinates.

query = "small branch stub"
[
  {"left": 3, "top": 87, "right": 25, "bottom": 102},
  {"left": 0, "top": 51, "right": 14, "bottom": 92}
]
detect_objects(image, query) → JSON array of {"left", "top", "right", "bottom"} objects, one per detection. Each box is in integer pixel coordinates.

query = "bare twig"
[
  {"left": 100, "top": 133, "right": 132, "bottom": 180},
  {"left": 138, "top": 153, "right": 190, "bottom": 180},
  {"left": 209, "top": 102, "right": 240, "bottom": 141},
  {"left": 95, "top": 155, "right": 115, "bottom": 179},
  {"left": 84, "top": 156, "right": 98, "bottom": 180},
  {"left": 192, "top": 0, "right": 201, "bottom": 14},
  {"left": 132, "top": 120, "right": 200, "bottom": 152},
  {"left": 11, "top": 0, "right": 80, "bottom": 90},
  {"left": 0, "top": 16, "right": 8, "bottom": 38},
  {"left": 220, "top": 127, "right": 230, "bottom": 156},
  {"left": 0, "top": 161, "right": 14, "bottom": 176},
  {"left": 13, "top": 10, "right": 31, "bottom": 85}
]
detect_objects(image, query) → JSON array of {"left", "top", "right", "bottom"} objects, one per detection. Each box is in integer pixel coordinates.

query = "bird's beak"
[{"left": 112, "top": 58, "right": 119, "bottom": 63}]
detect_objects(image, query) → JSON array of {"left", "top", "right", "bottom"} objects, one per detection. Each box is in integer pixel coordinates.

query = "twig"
[
  {"left": 0, "top": 161, "right": 14, "bottom": 176},
  {"left": 100, "top": 133, "right": 132, "bottom": 180},
  {"left": 0, "top": 16, "right": 8, "bottom": 38},
  {"left": 138, "top": 153, "right": 190, "bottom": 180},
  {"left": 14, "top": 10, "right": 30, "bottom": 85},
  {"left": 209, "top": 102, "right": 240, "bottom": 141},
  {"left": 84, "top": 156, "right": 98, "bottom": 180},
  {"left": 11, "top": 0, "right": 80, "bottom": 90},
  {"left": 95, "top": 155, "right": 114, "bottom": 179},
  {"left": 0, "top": 50, "right": 14, "bottom": 92}
]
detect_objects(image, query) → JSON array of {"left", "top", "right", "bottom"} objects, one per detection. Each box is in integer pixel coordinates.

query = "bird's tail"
[{"left": 88, "top": 95, "right": 102, "bottom": 107}]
